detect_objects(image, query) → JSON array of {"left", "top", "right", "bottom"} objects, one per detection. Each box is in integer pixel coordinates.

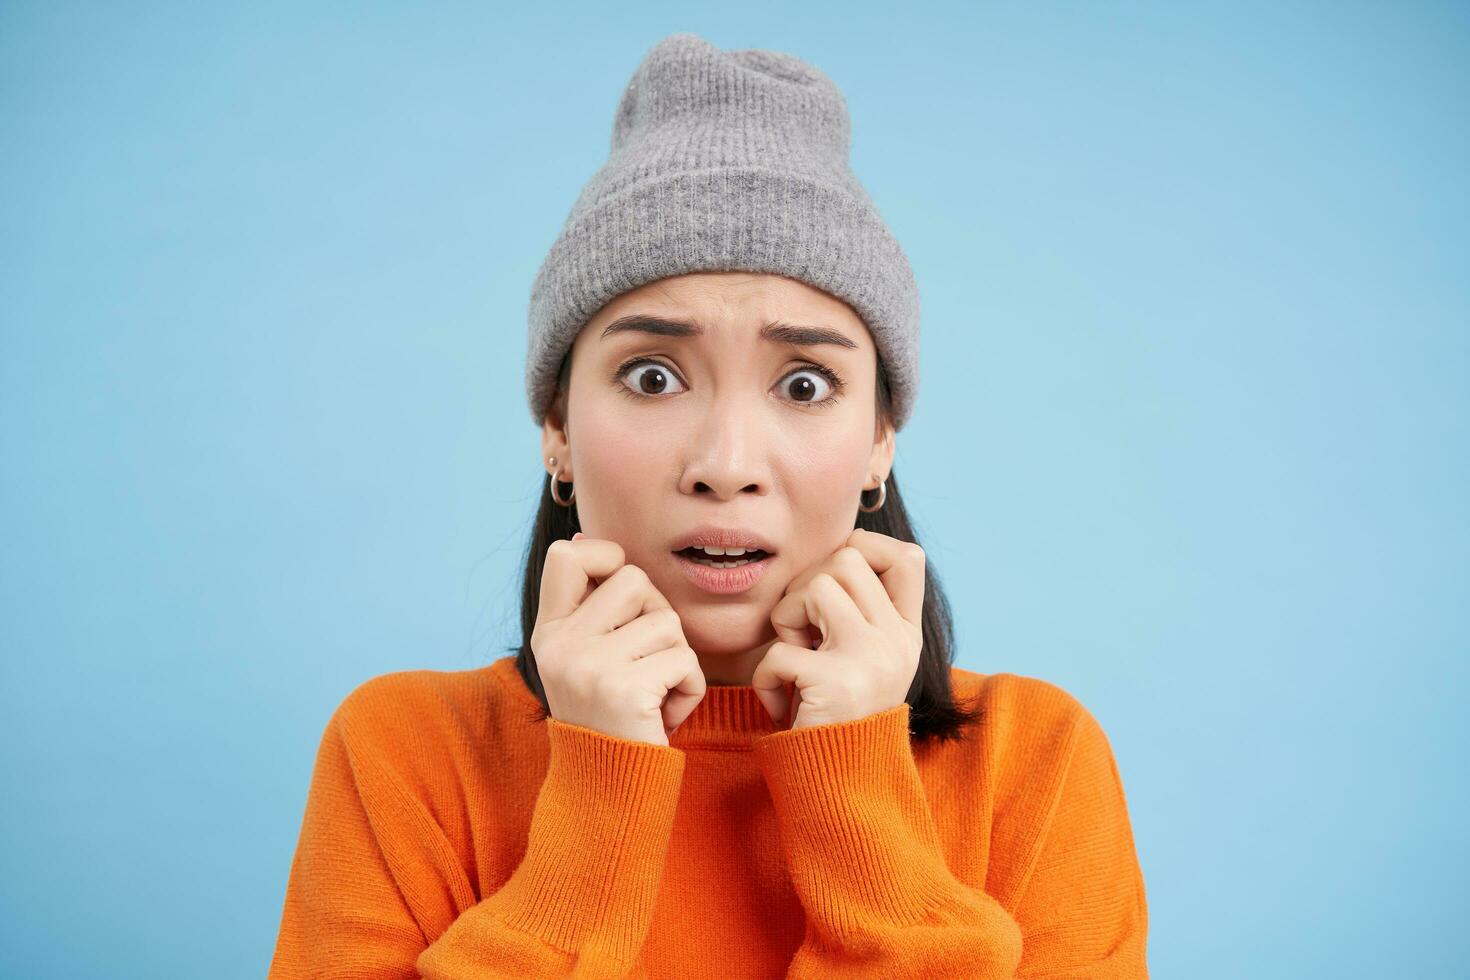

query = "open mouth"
[{"left": 673, "top": 546, "right": 771, "bottom": 569}]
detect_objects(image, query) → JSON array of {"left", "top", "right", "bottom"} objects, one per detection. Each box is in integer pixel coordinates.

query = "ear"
[
  {"left": 867, "top": 415, "right": 896, "bottom": 489},
  {"left": 540, "top": 393, "right": 571, "bottom": 478}
]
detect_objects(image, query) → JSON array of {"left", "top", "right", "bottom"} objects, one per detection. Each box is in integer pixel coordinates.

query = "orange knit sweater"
[{"left": 268, "top": 656, "right": 1149, "bottom": 978}]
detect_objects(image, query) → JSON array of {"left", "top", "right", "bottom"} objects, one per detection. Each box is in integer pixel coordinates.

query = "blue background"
[{"left": 3, "top": 3, "right": 1465, "bottom": 976}]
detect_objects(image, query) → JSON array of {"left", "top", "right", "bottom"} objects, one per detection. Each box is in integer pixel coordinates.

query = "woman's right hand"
[{"left": 531, "top": 531, "right": 707, "bottom": 746}]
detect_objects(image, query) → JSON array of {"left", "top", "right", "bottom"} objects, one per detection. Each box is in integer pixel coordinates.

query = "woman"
[{"left": 268, "top": 32, "right": 1149, "bottom": 978}]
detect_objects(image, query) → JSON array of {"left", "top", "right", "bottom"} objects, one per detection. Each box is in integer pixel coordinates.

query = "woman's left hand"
[{"left": 752, "top": 527, "right": 926, "bottom": 730}]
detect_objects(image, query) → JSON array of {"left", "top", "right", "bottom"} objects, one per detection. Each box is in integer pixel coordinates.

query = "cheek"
[
  {"left": 571, "top": 413, "right": 663, "bottom": 522},
  {"left": 780, "top": 431, "right": 872, "bottom": 563},
  {"left": 784, "top": 429, "right": 871, "bottom": 509},
  {"left": 564, "top": 402, "right": 690, "bottom": 581}
]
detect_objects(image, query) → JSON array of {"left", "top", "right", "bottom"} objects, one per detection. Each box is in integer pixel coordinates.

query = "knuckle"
[
  {"left": 615, "top": 562, "right": 649, "bottom": 587},
  {"left": 656, "top": 607, "right": 684, "bottom": 640}
]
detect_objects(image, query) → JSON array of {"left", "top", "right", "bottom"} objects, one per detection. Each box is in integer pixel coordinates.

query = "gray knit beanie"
[{"left": 525, "top": 32, "right": 921, "bottom": 431}]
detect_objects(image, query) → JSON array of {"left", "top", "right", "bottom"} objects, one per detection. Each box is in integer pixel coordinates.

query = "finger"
[
  {"left": 773, "top": 551, "right": 844, "bottom": 648},
  {"left": 603, "top": 606, "right": 688, "bottom": 664},
  {"left": 750, "top": 641, "right": 825, "bottom": 722},
  {"left": 804, "top": 573, "right": 871, "bottom": 648},
  {"left": 565, "top": 562, "right": 672, "bottom": 638},
  {"left": 815, "top": 546, "right": 901, "bottom": 628},
  {"left": 536, "top": 536, "right": 629, "bottom": 624},
  {"left": 771, "top": 572, "right": 868, "bottom": 651},
  {"left": 627, "top": 646, "right": 706, "bottom": 733},
  {"left": 769, "top": 585, "right": 817, "bottom": 650},
  {"left": 780, "top": 541, "right": 905, "bottom": 629},
  {"left": 780, "top": 552, "right": 829, "bottom": 603},
  {"left": 845, "top": 528, "right": 926, "bottom": 628}
]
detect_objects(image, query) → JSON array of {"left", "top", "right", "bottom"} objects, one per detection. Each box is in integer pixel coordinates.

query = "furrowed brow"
[
  {"left": 761, "top": 321, "right": 859, "bottom": 351},
  {"left": 600, "top": 315, "right": 858, "bottom": 350}
]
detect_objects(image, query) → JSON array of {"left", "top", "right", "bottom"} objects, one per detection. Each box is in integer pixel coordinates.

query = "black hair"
[{"left": 506, "top": 347, "right": 985, "bottom": 743}]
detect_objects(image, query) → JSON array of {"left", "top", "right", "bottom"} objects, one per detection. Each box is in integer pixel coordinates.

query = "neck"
[{"left": 695, "top": 634, "right": 780, "bottom": 687}]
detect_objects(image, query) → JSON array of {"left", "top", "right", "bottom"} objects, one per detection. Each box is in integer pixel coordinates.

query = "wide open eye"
[
  {"left": 778, "top": 366, "right": 838, "bottom": 405},
  {"left": 618, "top": 359, "right": 688, "bottom": 396},
  {"left": 613, "top": 357, "right": 845, "bottom": 406}
]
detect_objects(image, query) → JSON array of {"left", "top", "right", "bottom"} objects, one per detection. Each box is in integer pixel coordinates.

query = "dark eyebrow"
[{"left": 599, "top": 314, "right": 859, "bottom": 351}]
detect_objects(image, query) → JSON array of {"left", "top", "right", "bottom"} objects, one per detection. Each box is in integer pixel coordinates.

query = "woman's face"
[{"left": 542, "top": 271, "right": 895, "bottom": 683}]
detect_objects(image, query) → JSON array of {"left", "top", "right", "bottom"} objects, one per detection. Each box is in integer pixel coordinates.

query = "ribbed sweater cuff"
[
  {"left": 491, "top": 718, "right": 685, "bottom": 962},
  {"left": 753, "top": 703, "right": 971, "bottom": 938}
]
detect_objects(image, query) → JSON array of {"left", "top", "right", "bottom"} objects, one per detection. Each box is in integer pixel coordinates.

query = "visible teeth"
[
  {"left": 695, "top": 545, "right": 747, "bottom": 557},
  {"left": 692, "top": 556, "right": 751, "bottom": 569}
]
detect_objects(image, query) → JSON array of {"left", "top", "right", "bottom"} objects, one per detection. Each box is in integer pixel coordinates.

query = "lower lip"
[{"left": 672, "top": 550, "right": 775, "bottom": 595}]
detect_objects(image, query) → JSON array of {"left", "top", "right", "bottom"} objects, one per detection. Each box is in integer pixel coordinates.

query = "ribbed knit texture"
[
  {"left": 267, "top": 658, "right": 1149, "bottom": 978},
  {"left": 525, "top": 32, "right": 924, "bottom": 432}
]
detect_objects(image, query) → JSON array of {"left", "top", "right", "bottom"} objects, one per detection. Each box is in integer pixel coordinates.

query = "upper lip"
[{"left": 671, "top": 524, "right": 779, "bottom": 554}]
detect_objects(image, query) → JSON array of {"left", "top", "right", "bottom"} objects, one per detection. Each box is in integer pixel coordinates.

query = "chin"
[{"left": 677, "top": 607, "right": 774, "bottom": 654}]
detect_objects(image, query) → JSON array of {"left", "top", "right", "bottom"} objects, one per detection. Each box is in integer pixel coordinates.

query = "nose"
[{"left": 677, "top": 394, "right": 772, "bottom": 500}]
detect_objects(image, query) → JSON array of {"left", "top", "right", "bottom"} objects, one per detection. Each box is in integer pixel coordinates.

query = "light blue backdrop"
[{"left": 3, "top": 3, "right": 1465, "bottom": 977}]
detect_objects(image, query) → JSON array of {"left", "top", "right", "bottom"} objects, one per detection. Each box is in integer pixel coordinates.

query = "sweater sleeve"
[
  {"left": 266, "top": 710, "right": 433, "bottom": 979},
  {"left": 416, "top": 718, "right": 686, "bottom": 978},
  {"left": 267, "top": 706, "right": 686, "bottom": 979},
  {"left": 751, "top": 702, "right": 1148, "bottom": 979},
  {"left": 1008, "top": 706, "right": 1150, "bottom": 977}
]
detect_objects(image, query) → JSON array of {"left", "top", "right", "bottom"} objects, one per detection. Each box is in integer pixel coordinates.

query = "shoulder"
[
  {"left": 302, "top": 661, "right": 545, "bottom": 833},
  {"left": 325, "top": 660, "right": 535, "bottom": 773},
  {"left": 946, "top": 666, "right": 1120, "bottom": 797},
  {"left": 334, "top": 667, "right": 468, "bottom": 732},
  {"left": 949, "top": 666, "right": 1100, "bottom": 741},
  {"left": 944, "top": 670, "right": 1143, "bottom": 919},
  {"left": 337, "top": 656, "right": 535, "bottom": 720}
]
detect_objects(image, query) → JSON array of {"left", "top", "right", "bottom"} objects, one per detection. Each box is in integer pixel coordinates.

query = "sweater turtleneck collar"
[
  {"left": 667, "top": 681, "right": 782, "bottom": 748},
  {"left": 494, "top": 656, "right": 783, "bottom": 750}
]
